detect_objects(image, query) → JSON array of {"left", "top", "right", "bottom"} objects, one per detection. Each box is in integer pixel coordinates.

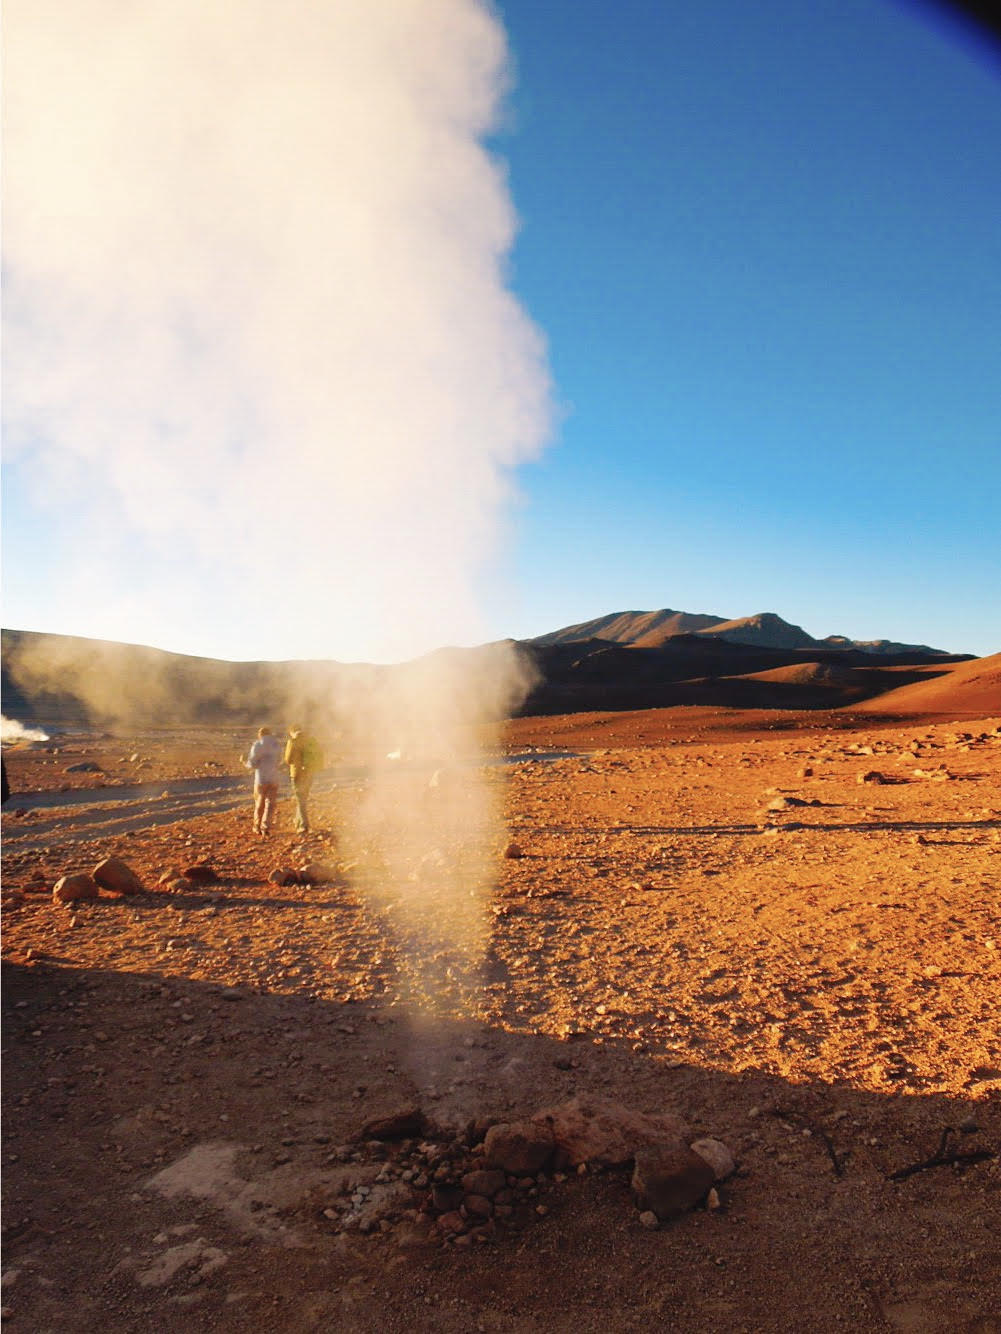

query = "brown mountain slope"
[
  {"left": 852, "top": 652, "right": 1001, "bottom": 715},
  {"left": 533, "top": 608, "right": 724, "bottom": 647}
]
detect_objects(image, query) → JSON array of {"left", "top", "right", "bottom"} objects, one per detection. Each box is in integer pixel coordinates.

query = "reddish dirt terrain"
[{"left": 2, "top": 704, "right": 1001, "bottom": 1332}]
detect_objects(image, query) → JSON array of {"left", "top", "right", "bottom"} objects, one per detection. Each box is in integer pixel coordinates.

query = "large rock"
[
  {"left": 482, "top": 1120, "right": 555, "bottom": 1175},
  {"left": 631, "top": 1144, "right": 715, "bottom": 1221},
  {"left": 92, "top": 857, "right": 142, "bottom": 895},
  {"left": 531, "top": 1095, "right": 689, "bottom": 1167},
  {"left": 53, "top": 874, "right": 99, "bottom": 904}
]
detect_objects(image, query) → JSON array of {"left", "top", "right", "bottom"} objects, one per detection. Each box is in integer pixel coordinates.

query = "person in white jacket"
[{"left": 245, "top": 726, "right": 283, "bottom": 836}]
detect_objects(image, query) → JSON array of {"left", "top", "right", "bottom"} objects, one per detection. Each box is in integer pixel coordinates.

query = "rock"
[
  {"left": 165, "top": 878, "right": 194, "bottom": 893},
  {"left": 431, "top": 1184, "right": 463, "bottom": 1213},
  {"left": 463, "top": 1194, "right": 493, "bottom": 1219},
  {"left": 299, "top": 862, "right": 338, "bottom": 885},
  {"left": 531, "top": 1095, "right": 689, "bottom": 1168},
  {"left": 183, "top": 864, "right": 218, "bottom": 884},
  {"left": 690, "top": 1137, "right": 736, "bottom": 1181},
  {"left": 52, "top": 873, "right": 99, "bottom": 904},
  {"left": 269, "top": 868, "right": 298, "bottom": 886},
  {"left": 858, "top": 770, "right": 888, "bottom": 785},
  {"left": 638, "top": 1210, "right": 660, "bottom": 1230},
  {"left": 355, "top": 1108, "right": 424, "bottom": 1142},
  {"left": 65, "top": 761, "right": 102, "bottom": 773},
  {"left": 93, "top": 857, "right": 142, "bottom": 895},
  {"left": 158, "top": 869, "right": 184, "bottom": 885},
  {"left": 483, "top": 1120, "right": 555, "bottom": 1175},
  {"left": 631, "top": 1144, "right": 715, "bottom": 1221},
  {"left": 504, "top": 843, "right": 524, "bottom": 859},
  {"left": 436, "top": 1210, "right": 465, "bottom": 1234},
  {"left": 460, "top": 1168, "right": 507, "bottom": 1198}
]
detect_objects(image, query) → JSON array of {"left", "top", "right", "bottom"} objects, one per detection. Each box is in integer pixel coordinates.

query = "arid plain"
[{"left": 2, "top": 689, "right": 1000, "bottom": 1331}]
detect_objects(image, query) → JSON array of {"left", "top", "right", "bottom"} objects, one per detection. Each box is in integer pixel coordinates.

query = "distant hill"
[
  {"left": 852, "top": 653, "right": 1001, "bottom": 715},
  {"left": 532, "top": 608, "right": 950, "bottom": 656},
  {"left": 1, "top": 622, "right": 989, "bottom": 730}
]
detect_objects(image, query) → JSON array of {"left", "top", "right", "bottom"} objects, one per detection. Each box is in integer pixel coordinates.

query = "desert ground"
[{"left": 2, "top": 704, "right": 1000, "bottom": 1332}]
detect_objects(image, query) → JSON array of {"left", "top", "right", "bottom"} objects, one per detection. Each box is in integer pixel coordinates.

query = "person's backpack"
[{"left": 301, "top": 734, "right": 324, "bottom": 773}]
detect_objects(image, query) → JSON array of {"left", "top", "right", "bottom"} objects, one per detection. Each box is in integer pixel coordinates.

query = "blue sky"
[
  {"left": 487, "top": 0, "right": 1001, "bottom": 655},
  {"left": 2, "top": 0, "right": 999, "bottom": 662}
]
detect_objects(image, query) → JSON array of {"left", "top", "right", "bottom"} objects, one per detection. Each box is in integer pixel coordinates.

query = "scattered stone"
[
  {"left": 631, "top": 1144, "right": 715, "bottom": 1221},
  {"left": 858, "top": 770, "right": 888, "bottom": 785},
  {"left": 52, "top": 873, "right": 99, "bottom": 905},
  {"left": 638, "top": 1210, "right": 660, "bottom": 1230},
  {"left": 483, "top": 1120, "right": 555, "bottom": 1175},
  {"left": 504, "top": 843, "right": 524, "bottom": 859},
  {"left": 93, "top": 857, "right": 143, "bottom": 895},
  {"left": 158, "top": 868, "right": 184, "bottom": 885},
  {"left": 463, "top": 1193, "right": 493, "bottom": 1219},
  {"left": 355, "top": 1108, "right": 425, "bottom": 1142},
  {"left": 461, "top": 1168, "right": 507, "bottom": 1198},
  {"left": 65, "top": 761, "right": 102, "bottom": 773},
  {"left": 269, "top": 868, "right": 298, "bottom": 887},
  {"left": 299, "top": 862, "right": 338, "bottom": 885},
  {"left": 690, "top": 1137, "right": 736, "bottom": 1182},
  {"left": 183, "top": 864, "right": 219, "bottom": 884}
]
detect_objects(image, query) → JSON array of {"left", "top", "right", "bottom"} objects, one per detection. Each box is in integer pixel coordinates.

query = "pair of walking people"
[{"left": 245, "top": 724, "right": 322, "bottom": 836}]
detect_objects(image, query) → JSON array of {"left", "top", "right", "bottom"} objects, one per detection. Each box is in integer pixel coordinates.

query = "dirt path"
[{"left": 2, "top": 712, "right": 1000, "bottom": 1332}]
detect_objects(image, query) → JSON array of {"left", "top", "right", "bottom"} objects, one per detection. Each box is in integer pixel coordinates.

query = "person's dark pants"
[{"left": 292, "top": 773, "right": 314, "bottom": 832}]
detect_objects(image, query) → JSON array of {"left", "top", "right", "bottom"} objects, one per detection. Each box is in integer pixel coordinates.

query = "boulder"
[
  {"left": 93, "top": 857, "right": 142, "bottom": 895},
  {"left": 531, "top": 1094, "right": 689, "bottom": 1168},
  {"left": 631, "top": 1144, "right": 715, "bottom": 1221},
  {"left": 52, "top": 874, "right": 99, "bottom": 904},
  {"left": 482, "top": 1120, "right": 555, "bottom": 1175}
]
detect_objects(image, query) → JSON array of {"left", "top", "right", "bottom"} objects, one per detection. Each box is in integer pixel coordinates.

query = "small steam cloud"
[
  {"left": 1, "top": 715, "right": 50, "bottom": 745},
  {"left": 4, "top": 0, "right": 553, "bottom": 1092}
]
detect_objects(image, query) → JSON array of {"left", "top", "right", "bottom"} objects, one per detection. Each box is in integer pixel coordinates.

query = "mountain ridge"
[{"left": 531, "top": 608, "right": 949, "bottom": 656}]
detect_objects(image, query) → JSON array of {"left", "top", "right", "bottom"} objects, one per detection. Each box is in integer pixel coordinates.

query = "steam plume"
[
  {"left": 4, "top": 1, "right": 553, "bottom": 1088},
  {"left": 3, "top": 0, "right": 551, "bottom": 663}
]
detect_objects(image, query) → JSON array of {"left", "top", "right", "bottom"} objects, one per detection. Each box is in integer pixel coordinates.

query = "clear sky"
[
  {"left": 2, "top": 0, "right": 1000, "bottom": 661},
  {"left": 488, "top": 0, "right": 1001, "bottom": 656}
]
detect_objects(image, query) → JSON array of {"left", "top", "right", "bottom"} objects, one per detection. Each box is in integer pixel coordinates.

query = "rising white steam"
[
  {"left": 3, "top": 1, "right": 551, "bottom": 1091},
  {"left": 3, "top": 0, "right": 551, "bottom": 663},
  {"left": 1, "top": 715, "right": 51, "bottom": 745}
]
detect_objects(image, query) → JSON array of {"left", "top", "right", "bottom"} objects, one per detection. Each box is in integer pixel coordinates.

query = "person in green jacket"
[{"left": 284, "top": 724, "right": 322, "bottom": 834}]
